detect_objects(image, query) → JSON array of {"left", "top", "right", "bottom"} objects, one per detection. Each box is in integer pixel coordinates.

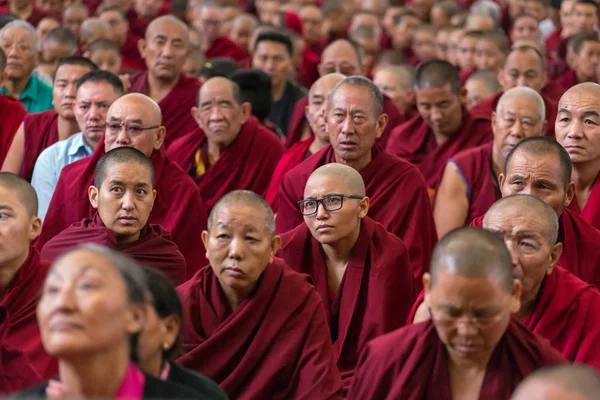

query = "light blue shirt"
[{"left": 31, "top": 132, "right": 93, "bottom": 221}]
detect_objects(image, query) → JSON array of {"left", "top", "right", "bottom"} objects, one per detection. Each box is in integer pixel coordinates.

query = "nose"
[
  {"left": 566, "top": 119, "right": 584, "bottom": 139},
  {"left": 88, "top": 104, "right": 101, "bottom": 121},
  {"left": 53, "top": 284, "right": 77, "bottom": 311},
  {"left": 510, "top": 120, "right": 524, "bottom": 137},
  {"left": 115, "top": 126, "right": 131, "bottom": 145},
  {"left": 315, "top": 201, "right": 329, "bottom": 220},
  {"left": 516, "top": 76, "right": 528, "bottom": 87},
  {"left": 209, "top": 105, "right": 224, "bottom": 121},
  {"left": 431, "top": 107, "right": 442, "bottom": 122},
  {"left": 227, "top": 237, "right": 244, "bottom": 260},
  {"left": 456, "top": 318, "right": 479, "bottom": 336},
  {"left": 341, "top": 115, "right": 355, "bottom": 134},
  {"left": 120, "top": 190, "right": 135, "bottom": 211},
  {"left": 161, "top": 42, "right": 174, "bottom": 57},
  {"left": 65, "top": 82, "right": 77, "bottom": 99}
]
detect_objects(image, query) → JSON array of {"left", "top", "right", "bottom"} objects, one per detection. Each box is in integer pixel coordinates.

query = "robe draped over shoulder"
[
  {"left": 21, "top": 110, "right": 59, "bottom": 182},
  {"left": 0, "top": 94, "right": 26, "bottom": 166}
]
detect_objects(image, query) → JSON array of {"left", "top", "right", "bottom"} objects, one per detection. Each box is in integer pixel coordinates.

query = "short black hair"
[
  {"left": 230, "top": 69, "right": 273, "bottom": 121},
  {"left": 576, "top": 0, "right": 599, "bottom": 16},
  {"left": 199, "top": 57, "right": 238, "bottom": 80},
  {"left": 88, "top": 38, "right": 121, "bottom": 55},
  {"left": 253, "top": 30, "right": 293, "bottom": 56},
  {"left": 0, "top": 172, "right": 38, "bottom": 217},
  {"left": 569, "top": 32, "right": 600, "bottom": 54},
  {"left": 507, "top": 45, "right": 546, "bottom": 70},
  {"left": 94, "top": 147, "right": 155, "bottom": 189},
  {"left": 76, "top": 69, "right": 124, "bottom": 96},
  {"left": 393, "top": 10, "right": 417, "bottom": 25},
  {"left": 480, "top": 31, "right": 510, "bottom": 52},
  {"left": 44, "top": 27, "right": 78, "bottom": 49},
  {"left": 56, "top": 56, "right": 98, "bottom": 76},
  {"left": 414, "top": 60, "right": 461, "bottom": 94}
]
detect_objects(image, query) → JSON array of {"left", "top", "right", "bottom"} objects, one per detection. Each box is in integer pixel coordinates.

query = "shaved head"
[
  {"left": 414, "top": 60, "right": 462, "bottom": 94},
  {"left": 94, "top": 147, "right": 154, "bottom": 189},
  {"left": 319, "top": 39, "right": 362, "bottom": 76},
  {"left": 110, "top": 93, "right": 163, "bottom": 125},
  {"left": 198, "top": 76, "right": 243, "bottom": 105},
  {"left": 559, "top": 81, "right": 600, "bottom": 104},
  {"left": 497, "top": 86, "right": 546, "bottom": 121},
  {"left": 306, "top": 163, "right": 366, "bottom": 197},
  {"left": 208, "top": 191, "right": 275, "bottom": 237},
  {"left": 512, "top": 365, "right": 600, "bottom": 400},
  {"left": 309, "top": 73, "right": 346, "bottom": 101},
  {"left": 80, "top": 18, "right": 112, "bottom": 43},
  {"left": 145, "top": 15, "right": 189, "bottom": 41},
  {"left": 0, "top": 172, "right": 38, "bottom": 217}
]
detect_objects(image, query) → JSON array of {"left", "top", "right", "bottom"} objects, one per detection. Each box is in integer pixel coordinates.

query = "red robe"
[
  {"left": 166, "top": 117, "right": 284, "bottom": 212},
  {"left": 386, "top": 110, "right": 493, "bottom": 193},
  {"left": 177, "top": 258, "right": 343, "bottom": 400},
  {"left": 279, "top": 217, "right": 416, "bottom": 393},
  {"left": 0, "top": 248, "right": 57, "bottom": 394},
  {"left": 277, "top": 145, "right": 437, "bottom": 285},
  {"left": 38, "top": 137, "right": 208, "bottom": 279},
  {"left": 40, "top": 213, "right": 188, "bottom": 285},
  {"left": 0, "top": 94, "right": 26, "bottom": 166},
  {"left": 470, "top": 91, "right": 558, "bottom": 138},
  {"left": 21, "top": 110, "right": 60, "bottom": 182},
  {"left": 205, "top": 36, "right": 249, "bottom": 65},
  {"left": 545, "top": 28, "right": 568, "bottom": 61},
  {"left": 555, "top": 68, "right": 579, "bottom": 91},
  {"left": 348, "top": 318, "right": 566, "bottom": 400},
  {"left": 568, "top": 174, "right": 600, "bottom": 230},
  {"left": 297, "top": 46, "right": 320, "bottom": 89},
  {"left": 541, "top": 80, "right": 567, "bottom": 103},
  {"left": 128, "top": 71, "right": 201, "bottom": 149},
  {"left": 120, "top": 33, "right": 146, "bottom": 72}
]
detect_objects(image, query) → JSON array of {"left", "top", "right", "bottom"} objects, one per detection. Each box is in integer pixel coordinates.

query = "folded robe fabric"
[
  {"left": 21, "top": 110, "right": 59, "bottom": 182},
  {"left": 0, "top": 94, "right": 26, "bottom": 166},
  {"left": 205, "top": 36, "right": 249, "bottom": 64},
  {"left": 567, "top": 174, "right": 600, "bottom": 231},
  {"left": 177, "top": 258, "right": 343, "bottom": 400}
]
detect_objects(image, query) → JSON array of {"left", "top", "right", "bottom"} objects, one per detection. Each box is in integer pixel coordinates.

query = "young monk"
[
  {"left": 0, "top": 173, "right": 56, "bottom": 393},
  {"left": 86, "top": 39, "right": 123, "bottom": 75},
  {"left": 512, "top": 365, "right": 600, "bottom": 400},
  {"left": 348, "top": 227, "right": 566, "bottom": 399},
  {"left": 0, "top": 49, "right": 27, "bottom": 167},
  {"left": 177, "top": 190, "right": 343, "bottom": 400},
  {"left": 279, "top": 164, "right": 416, "bottom": 393}
]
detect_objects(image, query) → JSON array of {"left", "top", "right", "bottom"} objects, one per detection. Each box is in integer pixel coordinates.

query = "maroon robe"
[
  {"left": 545, "top": 28, "right": 569, "bottom": 61},
  {"left": 41, "top": 213, "right": 187, "bottom": 285},
  {"left": 555, "top": 68, "right": 579, "bottom": 91},
  {"left": 0, "top": 94, "right": 26, "bottom": 166},
  {"left": 177, "top": 258, "right": 343, "bottom": 400},
  {"left": 205, "top": 36, "right": 249, "bottom": 64},
  {"left": 568, "top": 174, "right": 600, "bottom": 231},
  {"left": 0, "top": 248, "right": 56, "bottom": 394},
  {"left": 38, "top": 137, "right": 207, "bottom": 279},
  {"left": 128, "top": 71, "right": 201, "bottom": 149},
  {"left": 386, "top": 109, "right": 493, "bottom": 193},
  {"left": 297, "top": 46, "right": 320, "bottom": 89},
  {"left": 166, "top": 117, "right": 284, "bottom": 212},
  {"left": 21, "top": 110, "right": 60, "bottom": 182},
  {"left": 277, "top": 145, "right": 437, "bottom": 285},
  {"left": 348, "top": 318, "right": 566, "bottom": 400},
  {"left": 279, "top": 217, "right": 416, "bottom": 393},
  {"left": 120, "top": 33, "right": 146, "bottom": 71},
  {"left": 541, "top": 80, "right": 567, "bottom": 102}
]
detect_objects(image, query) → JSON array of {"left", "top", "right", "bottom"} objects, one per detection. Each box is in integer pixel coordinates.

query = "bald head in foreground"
[{"left": 512, "top": 365, "right": 600, "bottom": 400}]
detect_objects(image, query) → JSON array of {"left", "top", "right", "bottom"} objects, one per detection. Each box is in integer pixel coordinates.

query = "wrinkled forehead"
[
  {"left": 1, "top": 27, "right": 36, "bottom": 45},
  {"left": 505, "top": 51, "right": 543, "bottom": 71},
  {"left": 49, "top": 250, "right": 122, "bottom": 283},
  {"left": 321, "top": 46, "right": 359, "bottom": 65},
  {"left": 211, "top": 204, "right": 269, "bottom": 233},
  {"left": 559, "top": 89, "right": 600, "bottom": 113},
  {"left": 498, "top": 97, "right": 543, "bottom": 118},
  {"left": 147, "top": 21, "right": 188, "bottom": 41},
  {"left": 108, "top": 100, "right": 159, "bottom": 124},
  {"left": 506, "top": 151, "right": 562, "bottom": 178},
  {"left": 484, "top": 207, "right": 547, "bottom": 235}
]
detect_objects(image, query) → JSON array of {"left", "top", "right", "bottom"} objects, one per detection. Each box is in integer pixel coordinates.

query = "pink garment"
[
  {"left": 115, "top": 363, "right": 146, "bottom": 400},
  {"left": 159, "top": 362, "right": 171, "bottom": 381}
]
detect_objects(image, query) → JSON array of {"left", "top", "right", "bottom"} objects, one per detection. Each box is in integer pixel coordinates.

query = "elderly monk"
[
  {"left": 470, "top": 46, "right": 558, "bottom": 138},
  {"left": 130, "top": 15, "right": 200, "bottom": 148},
  {"left": 286, "top": 39, "right": 404, "bottom": 149},
  {"left": 0, "top": 49, "right": 27, "bottom": 167},
  {"left": 2, "top": 57, "right": 97, "bottom": 182},
  {"left": 279, "top": 164, "right": 415, "bottom": 393},
  {"left": 512, "top": 365, "right": 600, "bottom": 400},
  {"left": 166, "top": 77, "right": 284, "bottom": 212},
  {"left": 41, "top": 147, "right": 187, "bottom": 285},
  {"left": 38, "top": 94, "right": 208, "bottom": 279},
  {"left": 265, "top": 73, "right": 345, "bottom": 212},
  {"left": 348, "top": 227, "right": 566, "bottom": 400},
  {"left": 277, "top": 76, "right": 437, "bottom": 285},
  {"left": 434, "top": 87, "right": 546, "bottom": 237},
  {"left": 177, "top": 190, "right": 343, "bottom": 400},
  {"left": 0, "top": 173, "right": 56, "bottom": 393},
  {"left": 386, "top": 60, "right": 493, "bottom": 196},
  {"left": 557, "top": 83, "right": 600, "bottom": 231}
]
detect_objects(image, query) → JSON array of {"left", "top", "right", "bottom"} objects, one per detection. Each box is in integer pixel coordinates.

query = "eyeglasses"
[
  {"left": 297, "top": 194, "right": 363, "bottom": 216},
  {"left": 105, "top": 121, "right": 159, "bottom": 136},
  {"left": 429, "top": 307, "right": 505, "bottom": 328}
]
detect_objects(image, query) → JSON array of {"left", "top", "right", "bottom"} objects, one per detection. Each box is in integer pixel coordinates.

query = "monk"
[
  {"left": 177, "top": 190, "right": 343, "bottom": 400},
  {"left": 556, "top": 83, "right": 600, "bottom": 231},
  {"left": 265, "top": 73, "right": 345, "bottom": 212},
  {"left": 166, "top": 77, "right": 284, "bottom": 212},
  {"left": 555, "top": 33, "right": 600, "bottom": 92},
  {"left": 277, "top": 76, "right": 437, "bottom": 282},
  {"left": 99, "top": 7, "right": 145, "bottom": 72},
  {"left": 38, "top": 94, "right": 208, "bottom": 279},
  {"left": 286, "top": 39, "right": 404, "bottom": 149},
  {"left": 464, "top": 70, "right": 502, "bottom": 110},
  {"left": 41, "top": 147, "right": 187, "bottom": 285},
  {"left": 279, "top": 164, "right": 415, "bottom": 393},
  {"left": 0, "top": 48, "right": 27, "bottom": 167},
  {"left": 512, "top": 365, "right": 600, "bottom": 400},
  {"left": 372, "top": 64, "right": 416, "bottom": 121},
  {"left": 434, "top": 87, "right": 546, "bottom": 237},
  {"left": 348, "top": 227, "right": 566, "bottom": 400},
  {"left": 0, "top": 173, "right": 56, "bottom": 393},
  {"left": 2, "top": 56, "right": 97, "bottom": 182},
  {"left": 386, "top": 60, "right": 493, "bottom": 195},
  {"left": 131, "top": 15, "right": 200, "bottom": 148}
]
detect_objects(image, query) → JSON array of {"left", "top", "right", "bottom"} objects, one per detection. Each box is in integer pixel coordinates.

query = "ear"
[
  {"left": 305, "top": 104, "right": 309, "bottom": 119},
  {"left": 162, "top": 314, "right": 181, "bottom": 351},
  {"left": 423, "top": 272, "right": 431, "bottom": 307},
  {"left": 498, "top": 172, "right": 505, "bottom": 189},
  {"left": 458, "top": 87, "right": 467, "bottom": 105},
  {"left": 191, "top": 106, "right": 201, "bottom": 127},
  {"left": 153, "top": 126, "right": 166, "bottom": 150},
  {"left": 201, "top": 230, "right": 209, "bottom": 259},
  {"left": 510, "top": 278, "right": 522, "bottom": 314},
  {"left": 269, "top": 235, "right": 281, "bottom": 262},
  {"left": 239, "top": 101, "right": 252, "bottom": 124},
  {"left": 137, "top": 38, "right": 147, "bottom": 59},
  {"left": 88, "top": 185, "right": 99, "bottom": 209},
  {"left": 127, "top": 303, "right": 146, "bottom": 337},
  {"left": 28, "top": 215, "right": 42, "bottom": 241},
  {"left": 151, "top": 189, "right": 157, "bottom": 205},
  {"left": 548, "top": 242, "right": 562, "bottom": 276},
  {"left": 375, "top": 113, "right": 388, "bottom": 139},
  {"left": 358, "top": 196, "right": 370, "bottom": 218},
  {"left": 564, "top": 181, "right": 576, "bottom": 207},
  {"left": 491, "top": 111, "right": 497, "bottom": 132}
]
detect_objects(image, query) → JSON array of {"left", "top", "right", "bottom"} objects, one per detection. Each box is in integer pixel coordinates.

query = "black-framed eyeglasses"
[
  {"left": 297, "top": 194, "right": 364, "bottom": 216},
  {"left": 104, "top": 121, "right": 159, "bottom": 136}
]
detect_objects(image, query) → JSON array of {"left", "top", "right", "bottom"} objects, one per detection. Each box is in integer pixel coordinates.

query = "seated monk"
[
  {"left": 0, "top": 49, "right": 27, "bottom": 166},
  {"left": 470, "top": 136, "right": 600, "bottom": 289},
  {"left": 279, "top": 164, "right": 416, "bottom": 393},
  {"left": 99, "top": 7, "right": 146, "bottom": 72},
  {"left": 41, "top": 147, "right": 187, "bottom": 285},
  {"left": 277, "top": 76, "right": 437, "bottom": 288},
  {"left": 177, "top": 190, "right": 343, "bottom": 400},
  {"left": 130, "top": 16, "right": 201, "bottom": 148},
  {"left": 38, "top": 94, "right": 208, "bottom": 279},
  {"left": 412, "top": 195, "right": 600, "bottom": 369},
  {"left": 348, "top": 227, "right": 566, "bottom": 400},
  {"left": 557, "top": 83, "right": 600, "bottom": 231},
  {"left": 286, "top": 39, "right": 404, "bottom": 149},
  {"left": 265, "top": 73, "right": 345, "bottom": 212},
  {"left": 2, "top": 56, "right": 98, "bottom": 182},
  {"left": 372, "top": 64, "right": 417, "bottom": 121},
  {"left": 0, "top": 173, "right": 56, "bottom": 393},
  {"left": 470, "top": 45, "right": 558, "bottom": 138},
  {"left": 434, "top": 87, "right": 546, "bottom": 238},
  {"left": 512, "top": 365, "right": 600, "bottom": 400},
  {"left": 554, "top": 33, "right": 600, "bottom": 94},
  {"left": 166, "top": 77, "right": 284, "bottom": 212},
  {"left": 386, "top": 60, "right": 494, "bottom": 195}
]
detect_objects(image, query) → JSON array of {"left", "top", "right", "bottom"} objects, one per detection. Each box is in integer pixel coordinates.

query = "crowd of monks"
[{"left": 2, "top": 0, "right": 600, "bottom": 397}]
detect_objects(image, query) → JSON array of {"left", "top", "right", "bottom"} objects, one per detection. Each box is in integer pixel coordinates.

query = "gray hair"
[
  {"left": 470, "top": 0, "right": 502, "bottom": 21},
  {"left": 328, "top": 76, "right": 384, "bottom": 117},
  {"left": 495, "top": 86, "right": 546, "bottom": 122},
  {"left": 0, "top": 20, "right": 39, "bottom": 51}
]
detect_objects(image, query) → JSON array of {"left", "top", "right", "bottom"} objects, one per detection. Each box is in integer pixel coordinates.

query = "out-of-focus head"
[
  {"left": 220, "top": 6, "right": 240, "bottom": 37},
  {"left": 230, "top": 68, "right": 273, "bottom": 123},
  {"left": 383, "top": 5, "right": 405, "bottom": 35},
  {"left": 465, "top": 69, "right": 501, "bottom": 109},
  {"left": 360, "top": 0, "right": 389, "bottom": 17},
  {"left": 62, "top": 4, "right": 89, "bottom": 40},
  {"left": 229, "top": 14, "right": 258, "bottom": 53},
  {"left": 456, "top": 30, "right": 483, "bottom": 71},
  {"left": 573, "top": 0, "right": 599, "bottom": 34},
  {"left": 446, "top": 27, "right": 465, "bottom": 66},
  {"left": 374, "top": 49, "right": 407, "bottom": 69},
  {"left": 568, "top": 33, "right": 600, "bottom": 81},
  {"left": 134, "top": 0, "right": 164, "bottom": 20},
  {"left": 512, "top": 364, "right": 600, "bottom": 400},
  {"left": 99, "top": 8, "right": 130, "bottom": 47},
  {"left": 465, "top": 13, "right": 497, "bottom": 32},
  {"left": 80, "top": 18, "right": 113, "bottom": 52},
  {"left": 319, "top": 39, "right": 363, "bottom": 76},
  {"left": 498, "top": 45, "right": 546, "bottom": 93},
  {"left": 87, "top": 39, "right": 122, "bottom": 75},
  {"left": 305, "top": 73, "right": 346, "bottom": 144},
  {"left": 435, "top": 27, "right": 452, "bottom": 61},
  {"left": 256, "top": 0, "right": 280, "bottom": 25},
  {"left": 510, "top": 14, "right": 541, "bottom": 42},
  {"left": 36, "top": 0, "right": 64, "bottom": 16},
  {"left": 299, "top": 5, "right": 323, "bottom": 45},
  {"left": 430, "top": 0, "right": 460, "bottom": 27},
  {"left": 41, "top": 28, "right": 78, "bottom": 77},
  {"left": 181, "top": 46, "right": 205, "bottom": 77},
  {"left": 525, "top": 0, "right": 547, "bottom": 21},
  {"left": 0, "top": 20, "right": 39, "bottom": 82},
  {"left": 52, "top": 56, "right": 98, "bottom": 120},
  {"left": 193, "top": 2, "right": 224, "bottom": 45},
  {"left": 410, "top": 0, "right": 434, "bottom": 22},
  {"left": 412, "top": 24, "right": 437, "bottom": 63},
  {"left": 392, "top": 11, "right": 420, "bottom": 50},
  {"left": 476, "top": 31, "right": 510, "bottom": 71},
  {"left": 198, "top": 57, "right": 238, "bottom": 83},
  {"left": 251, "top": 30, "right": 293, "bottom": 90},
  {"left": 349, "top": 25, "right": 380, "bottom": 73},
  {"left": 373, "top": 64, "right": 415, "bottom": 113},
  {"left": 36, "top": 17, "right": 60, "bottom": 45}
]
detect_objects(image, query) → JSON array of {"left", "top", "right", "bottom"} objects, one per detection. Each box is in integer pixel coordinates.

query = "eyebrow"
[
  {"left": 0, "top": 205, "right": 14, "bottom": 212},
  {"left": 583, "top": 110, "right": 600, "bottom": 118},
  {"left": 558, "top": 108, "right": 570, "bottom": 114}
]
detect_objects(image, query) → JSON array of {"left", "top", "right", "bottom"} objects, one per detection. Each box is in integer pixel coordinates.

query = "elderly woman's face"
[{"left": 37, "top": 249, "right": 143, "bottom": 358}]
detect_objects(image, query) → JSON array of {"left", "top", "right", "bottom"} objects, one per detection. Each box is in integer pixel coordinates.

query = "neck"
[
  {"left": 10, "top": 1, "right": 33, "bottom": 18},
  {"left": 448, "top": 347, "right": 492, "bottom": 372},
  {"left": 321, "top": 225, "right": 360, "bottom": 268},
  {"left": 490, "top": 144, "right": 504, "bottom": 178},
  {"left": 57, "top": 116, "right": 80, "bottom": 141},
  {"left": 141, "top": 355, "right": 164, "bottom": 378},
  {"left": 201, "top": 37, "right": 216, "bottom": 52},
  {"left": 115, "top": 231, "right": 141, "bottom": 246},
  {"left": 272, "top": 80, "right": 287, "bottom": 101},
  {"left": 218, "top": 279, "right": 255, "bottom": 312},
  {"left": 83, "top": 134, "right": 100, "bottom": 152},
  {"left": 334, "top": 150, "right": 373, "bottom": 172},
  {"left": 207, "top": 139, "right": 233, "bottom": 162},
  {"left": 147, "top": 73, "right": 179, "bottom": 102},
  {"left": 575, "top": 69, "right": 592, "bottom": 83},
  {"left": 308, "top": 136, "right": 328, "bottom": 154},
  {"left": 0, "top": 247, "right": 30, "bottom": 299},
  {"left": 4, "top": 75, "right": 31, "bottom": 98}
]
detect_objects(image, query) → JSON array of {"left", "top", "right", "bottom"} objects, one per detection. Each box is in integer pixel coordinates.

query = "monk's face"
[
  {"left": 229, "top": 20, "right": 252, "bottom": 52},
  {"left": 573, "top": 40, "right": 600, "bottom": 81},
  {"left": 412, "top": 29, "right": 436, "bottom": 63},
  {"left": 38, "top": 249, "right": 144, "bottom": 358},
  {"left": 498, "top": 50, "right": 546, "bottom": 94},
  {"left": 88, "top": 162, "right": 157, "bottom": 245},
  {"left": 318, "top": 44, "right": 361, "bottom": 77},
  {"left": 300, "top": 6, "right": 322, "bottom": 45},
  {"left": 63, "top": 6, "right": 88, "bottom": 39},
  {"left": 465, "top": 79, "right": 496, "bottom": 110},
  {"left": 195, "top": 6, "right": 223, "bottom": 44},
  {"left": 0, "top": 27, "right": 38, "bottom": 81},
  {"left": 252, "top": 40, "right": 293, "bottom": 91},
  {"left": 475, "top": 40, "right": 505, "bottom": 72},
  {"left": 36, "top": 18, "right": 60, "bottom": 45},
  {"left": 139, "top": 19, "right": 190, "bottom": 81},
  {"left": 99, "top": 10, "right": 129, "bottom": 46},
  {"left": 373, "top": 69, "right": 413, "bottom": 113},
  {"left": 89, "top": 48, "right": 122, "bottom": 75},
  {"left": 202, "top": 205, "right": 280, "bottom": 296},
  {"left": 75, "top": 81, "right": 122, "bottom": 147},
  {"left": 41, "top": 40, "right": 75, "bottom": 76},
  {"left": 510, "top": 16, "right": 541, "bottom": 42},
  {"left": 456, "top": 36, "right": 478, "bottom": 71},
  {"left": 306, "top": 77, "right": 341, "bottom": 145},
  {"left": 556, "top": 88, "right": 600, "bottom": 165},
  {"left": 415, "top": 84, "right": 464, "bottom": 137},
  {"left": 52, "top": 64, "right": 93, "bottom": 119}
]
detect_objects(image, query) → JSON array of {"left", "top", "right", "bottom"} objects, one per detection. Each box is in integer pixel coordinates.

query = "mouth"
[
  {"left": 223, "top": 266, "right": 245, "bottom": 277},
  {"left": 564, "top": 144, "right": 585, "bottom": 150},
  {"left": 49, "top": 319, "right": 84, "bottom": 332},
  {"left": 117, "top": 216, "right": 137, "bottom": 224},
  {"left": 316, "top": 224, "right": 334, "bottom": 231},
  {"left": 454, "top": 343, "right": 479, "bottom": 354}
]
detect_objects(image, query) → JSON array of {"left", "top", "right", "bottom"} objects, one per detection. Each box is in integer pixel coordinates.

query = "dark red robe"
[
  {"left": 40, "top": 213, "right": 187, "bottom": 285},
  {"left": 177, "top": 258, "right": 343, "bottom": 400},
  {"left": 541, "top": 80, "right": 567, "bottom": 103},
  {"left": 297, "top": 46, "right": 320, "bottom": 89},
  {"left": 120, "top": 33, "right": 146, "bottom": 72},
  {"left": 348, "top": 318, "right": 566, "bottom": 400},
  {"left": 205, "top": 36, "right": 249, "bottom": 65},
  {"left": 279, "top": 217, "right": 416, "bottom": 393},
  {"left": 568, "top": 174, "right": 600, "bottom": 231},
  {"left": 386, "top": 110, "right": 493, "bottom": 193},
  {"left": 38, "top": 137, "right": 208, "bottom": 279},
  {"left": 128, "top": 71, "right": 201, "bottom": 149},
  {"left": 555, "top": 68, "right": 579, "bottom": 92},
  {"left": 166, "top": 117, "right": 284, "bottom": 212},
  {"left": 0, "top": 248, "right": 56, "bottom": 394},
  {"left": 21, "top": 110, "right": 60, "bottom": 182},
  {"left": 545, "top": 28, "right": 569, "bottom": 61},
  {"left": 0, "top": 94, "right": 26, "bottom": 166},
  {"left": 277, "top": 145, "right": 437, "bottom": 286}
]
